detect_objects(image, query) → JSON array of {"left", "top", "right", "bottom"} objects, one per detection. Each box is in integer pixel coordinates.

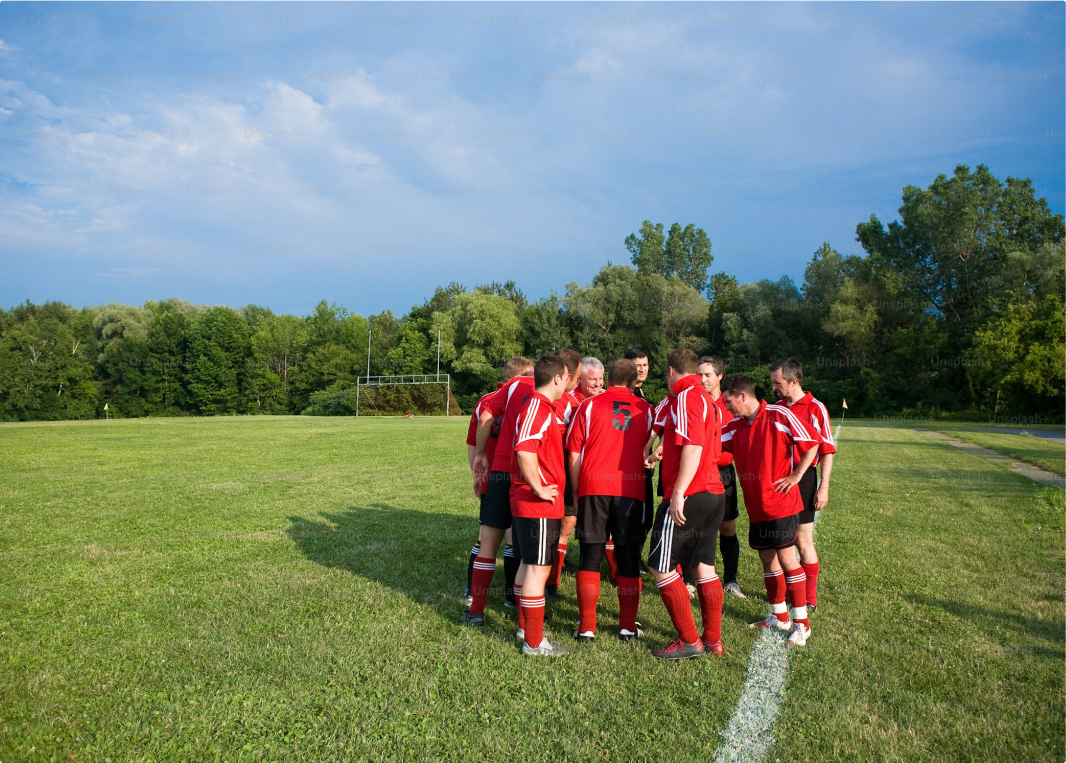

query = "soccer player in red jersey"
[
  {"left": 644, "top": 349, "right": 728, "bottom": 660},
  {"left": 510, "top": 355, "right": 572, "bottom": 656},
  {"left": 698, "top": 356, "right": 746, "bottom": 599},
  {"left": 720, "top": 374, "right": 820, "bottom": 646},
  {"left": 545, "top": 348, "right": 584, "bottom": 599},
  {"left": 576, "top": 357, "right": 604, "bottom": 400},
  {"left": 566, "top": 358, "right": 653, "bottom": 643},
  {"left": 464, "top": 356, "right": 533, "bottom": 607},
  {"left": 463, "top": 359, "right": 537, "bottom": 625},
  {"left": 770, "top": 357, "right": 835, "bottom": 612}
]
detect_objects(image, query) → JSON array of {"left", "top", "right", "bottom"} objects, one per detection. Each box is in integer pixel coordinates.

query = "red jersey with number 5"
[
  {"left": 510, "top": 392, "right": 566, "bottom": 519},
  {"left": 566, "top": 387, "right": 652, "bottom": 501}
]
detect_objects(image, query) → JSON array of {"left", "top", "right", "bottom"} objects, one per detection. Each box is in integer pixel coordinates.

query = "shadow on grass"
[
  {"left": 287, "top": 504, "right": 480, "bottom": 622},
  {"left": 905, "top": 593, "right": 1065, "bottom": 660}
]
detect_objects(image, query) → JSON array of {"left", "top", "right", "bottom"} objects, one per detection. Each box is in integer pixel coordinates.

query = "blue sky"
[{"left": 1, "top": 1, "right": 1063, "bottom": 317}]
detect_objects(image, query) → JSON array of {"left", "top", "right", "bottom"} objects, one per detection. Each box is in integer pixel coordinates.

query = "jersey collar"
[{"left": 672, "top": 374, "right": 703, "bottom": 396}]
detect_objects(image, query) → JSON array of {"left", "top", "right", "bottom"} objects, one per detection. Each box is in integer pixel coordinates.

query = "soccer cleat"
[
  {"left": 464, "top": 588, "right": 473, "bottom": 607},
  {"left": 786, "top": 622, "right": 810, "bottom": 647},
  {"left": 618, "top": 622, "right": 644, "bottom": 643},
  {"left": 460, "top": 610, "right": 485, "bottom": 627},
  {"left": 572, "top": 629, "right": 595, "bottom": 643},
  {"left": 522, "top": 639, "right": 569, "bottom": 657},
  {"left": 686, "top": 583, "right": 697, "bottom": 599},
  {"left": 750, "top": 613, "right": 791, "bottom": 631},
  {"left": 516, "top": 628, "right": 524, "bottom": 641},
  {"left": 544, "top": 584, "right": 559, "bottom": 601},
  {"left": 503, "top": 598, "right": 517, "bottom": 609},
  {"left": 652, "top": 637, "right": 705, "bottom": 660},
  {"left": 723, "top": 581, "right": 747, "bottom": 599},
  {"left": 701, "top": 637, "right": 725, "bottom": 656},
  {"left": 807, "top": 602, "right": 817, "bottom": 614}
]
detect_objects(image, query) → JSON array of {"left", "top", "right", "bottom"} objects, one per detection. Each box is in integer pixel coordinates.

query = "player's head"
[
  {"left": 580, "top": 357, "right": 605, "bottom": 396},
  {"left": 698, "top": 355, "right": 726, "bottom": 396},
  {"left": 556, "top": 348, "right": 583, "bottom": 392},
  {"left": 608, "top": 358, "right": 638, "bottom": 389},
  {"left": 721, "top": 374, "right": 759, "bottom": 417},
  {"left": 502, "top": 355, "right": 534, "bottom": 383},
  {"left": 666, "top": 348, "right": 699, "bottom": 389},
  {"left": 534, "top": 355, "right": 570, "bottom": 401},
  {"left": 624, "top": 347, "right": 649, "bottom": 385},
  {"left": 769, "top": 357, "right": 803, "bottom": 399}
]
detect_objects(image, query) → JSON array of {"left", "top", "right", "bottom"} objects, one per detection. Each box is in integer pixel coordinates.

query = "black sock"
[
  {"left": 721, "top": 534, "right": 740, "bottom": 584},
  {"left": 466, "top": 540, "right": 480, "bottom": 592},
  {"left": 503, "top": 544, "right": 520, "bottom": 601}
]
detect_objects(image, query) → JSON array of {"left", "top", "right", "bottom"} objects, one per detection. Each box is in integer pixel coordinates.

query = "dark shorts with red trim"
[
  {"left": 512, "top": 516, "right": 562, "bottom": 566},
  {"left": 748, "top": 514, "right": 799, "bottom": 550},
  {"left": 796, "top": 468, "right": 819, "bottom": 524},
  {"left": 647, "top": 492, "right": 725, "bottom": 573},
  {"left": 576, "top": 494, "right": 646, "bottom": 546},
  {"left": 479, "top": 470, "right": 512, "bottom": 529}
]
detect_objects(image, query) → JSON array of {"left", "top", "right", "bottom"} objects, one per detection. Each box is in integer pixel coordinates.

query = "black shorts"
[
  {"left": 479, "top": 471, "right": 512, "bottom": 529},
  {"left": 719, "top": 464, "right": 739, "bottom": 522},
  {"left": 749, "top": 514, "right": 799, "bottom": 550},
  {"left": 563, "top": 475, "right": 576, "bottom": 517},
  {"left": 576, "top": 495, "right": 646, "bottom": 546},
  {"left": 796, "top": 468, "right": 818, "bottom": 525},
  {"left": 647, "top": 492, "right": 725, "bottom": 572},
  {"left": 512, "top": 516, "right": 562, "bottom": 566}
]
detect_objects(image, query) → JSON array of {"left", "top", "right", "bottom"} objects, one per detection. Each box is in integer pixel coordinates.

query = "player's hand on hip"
[
  {"left": 815, "top": 487, "right": 829, "bottom": 510},
  {"left": 669, "top": 494, "right": 686, "bottom": 525},
  {"left": 772, "top": 474, "right": 800, "bottom": 493},
  {"left": 536, "top": 484, "right": 560, "bottom": 503}
]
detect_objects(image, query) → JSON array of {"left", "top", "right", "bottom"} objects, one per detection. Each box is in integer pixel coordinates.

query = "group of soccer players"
[{"left": 461, "top": 347, "right": 836, "bottom": 659}]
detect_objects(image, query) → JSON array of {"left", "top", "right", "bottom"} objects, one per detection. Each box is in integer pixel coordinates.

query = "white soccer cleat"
[
  {"left": 723, "top": 581, "right": 747, "bottom": 599},
  {"left": 750, "top": 613, "right": 791, "bottom": 631},
  {"left": 516, "top": 628, "right": 525, "bottom": 641},
  {"left": 686, "top": 583, "right": 697, "bottom": 599},
  {"left": 522, "top": 639, "right": 569, "bottom": 657},
  {"left": 786, "top": 622, "right": 810, "bottom": 647}
]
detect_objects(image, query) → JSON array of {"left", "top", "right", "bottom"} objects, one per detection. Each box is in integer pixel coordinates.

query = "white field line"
[{"left": 712, "top": 445, "right": 831, "bottom": 763}]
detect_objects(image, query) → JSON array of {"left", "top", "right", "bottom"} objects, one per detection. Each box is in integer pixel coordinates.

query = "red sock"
[
  {"left": 696, "top": 574, "right": 723, "bottom": 644},
  {"left": 764, "top": 569, "right": 788, "bottom": 623},
  {"left": 521, "top": 595, "right": 546, "bottom": 648},
  {"left": 514, "top": 584, "right": 525, "bottom": 631},
  {"left": 655, "top": 571, "right": 700, "bottom": 644},
  {"left": 576, "top": 571, "right": 600, "bottom": 633},
  {"left": 784, "top": 567, "right": 809, "bottom": 629},
  {"left": 617, "top": 575, "right": 642, "bottom": 633},
  {"left": 470, "top": 556, "right": 496, "bottom": 616},
  {"left": 549, "top": 541, "right": 567, "bottom": 586},
  {"left": 802, "top": 561, "right": 820, "bottom": 607},
  {"left": 604, "top": 543, "right": 618, "bottom": 583}
]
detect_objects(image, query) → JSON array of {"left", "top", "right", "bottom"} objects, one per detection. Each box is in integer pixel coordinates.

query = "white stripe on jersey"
[
  {"left": 812, "top": 397, "right": 834, "bottom": 445},
  {"left": 766, "top": 403, "right": 815, "bottom": 441}
]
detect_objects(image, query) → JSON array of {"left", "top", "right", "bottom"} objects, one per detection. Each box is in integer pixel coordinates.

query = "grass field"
[
  {"left": 1, "top": 417, "right": 1063, "bottom": 762},
  {"left": 923, "top": 425, "right": 1065, "bottom": 476}
]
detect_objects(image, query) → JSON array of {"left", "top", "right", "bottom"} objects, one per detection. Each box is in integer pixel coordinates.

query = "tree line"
[{"left": 2, "top": 164, "right": 1062, "bottom": 422}]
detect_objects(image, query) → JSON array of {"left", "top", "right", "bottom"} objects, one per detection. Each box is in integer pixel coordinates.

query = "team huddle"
[{"left": 461, "top": 348, "right": 836, "bottom": 659}]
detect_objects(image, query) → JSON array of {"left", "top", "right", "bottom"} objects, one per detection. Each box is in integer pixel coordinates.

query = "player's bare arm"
[
  {"left": 567, "top": 450, "right": 581, "bottom": 502},
  {"left": 815, "top": 452, "right": 834, "bottom": 509},
  {"left": 517, "top": 450, "right": 559, "bottom": 503},
  {"left": 473, "top": 408, "right": 495, "bottom": 478},
  {"left": 772, "top": 445, "right": 818, "bottom": 493},
  {"left": 668, "top": 443, "right": 703, "bottom": 526}
]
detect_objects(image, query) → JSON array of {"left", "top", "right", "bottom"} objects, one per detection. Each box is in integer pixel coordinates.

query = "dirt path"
[{"left": 916, "top": 429, "right": 1064, "bottom": 488}]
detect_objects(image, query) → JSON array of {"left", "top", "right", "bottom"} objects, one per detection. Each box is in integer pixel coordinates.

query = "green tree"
[
  {"left": 186, "top": 307, "right": 251, "bottom": 414},
  {"left": 626, "top": 221, "right": 713, "bottom": 292}
]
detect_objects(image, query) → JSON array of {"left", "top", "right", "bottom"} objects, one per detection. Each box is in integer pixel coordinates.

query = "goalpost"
[{"left": 354, "top": 373, "right": 452, "bottom": 417}]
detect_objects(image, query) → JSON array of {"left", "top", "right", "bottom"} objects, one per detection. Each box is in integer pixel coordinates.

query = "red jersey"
[
  {"left": 711, "top": 394, "right": 735, "bottom": 466},
  {"left": 651, "top": 395, "right": 671, "bottom": 437},
  {"left": 510, "top": 391, "right": 566, "bottom": 519},
  {"left": 721, "top": 399, "right": 819, "bottom": 522},
  {"left": 486, "top": 375, "right": 536, "bottom": 473},
  {"left": 565, "top": 387, "right": 652, "bottom": 501},
  {"left": 781, "top": 391, "right": 836, "bottom": 466},
  {"left": 572, "top": 389, "right": 587, "bottom": 403},
  {"left": 660, "top": 375, "right": 724, "bottom": 499},
  {"left": 467, "top": 388, "right": 502, "bottom": 494},
  {"left": 555, "top": 390, "right": 581, "bottom": 438}
]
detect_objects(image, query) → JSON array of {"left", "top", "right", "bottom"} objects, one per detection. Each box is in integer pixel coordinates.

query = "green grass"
[
  {"left": 924, "top": 425, "right": 1065, "bottom": 476},
  {"left": 0, "top": 417, "right": 1062, "bottom": 762}
]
